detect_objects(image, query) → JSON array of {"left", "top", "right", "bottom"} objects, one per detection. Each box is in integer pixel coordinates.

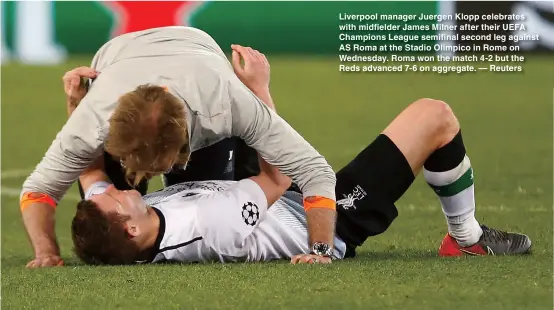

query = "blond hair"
[{"left": 105, "top": 84, "right": 190, "bottom": 185}]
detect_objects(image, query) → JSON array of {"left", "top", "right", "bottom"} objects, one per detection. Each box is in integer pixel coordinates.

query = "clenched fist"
[{"left": 62, "top": 66, "right": 98, "bottom": 116}]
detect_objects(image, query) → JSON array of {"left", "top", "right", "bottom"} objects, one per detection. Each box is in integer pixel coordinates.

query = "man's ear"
[{"left": 125, "top": 222, "right": 141, "bottom": 238}]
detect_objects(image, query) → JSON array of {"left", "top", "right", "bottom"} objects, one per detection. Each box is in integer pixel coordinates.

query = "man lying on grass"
[{"left": 71, "top": 94, "right": 532, "bottom": 265}]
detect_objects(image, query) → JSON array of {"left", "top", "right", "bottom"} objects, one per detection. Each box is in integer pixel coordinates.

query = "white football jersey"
[{"left": 86, "top": 180, "right": 347, "bottom": 263}]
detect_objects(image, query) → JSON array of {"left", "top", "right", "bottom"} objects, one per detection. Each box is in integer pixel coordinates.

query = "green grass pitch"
[{"left": 1, "top": 56, "right": 552, "bottom": 309}]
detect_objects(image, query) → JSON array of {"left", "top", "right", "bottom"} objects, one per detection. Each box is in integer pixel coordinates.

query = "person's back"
[
  {"left": 86, "top": 26, "right": 237, "bottom": 151},
  {"left": 91, "top": 26, "right": 228, "bottom": 70}
]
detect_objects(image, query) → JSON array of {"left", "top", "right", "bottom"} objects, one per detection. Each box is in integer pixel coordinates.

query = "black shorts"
[{"left": 333, "top": 134, "right": 415, "bottom": 258}]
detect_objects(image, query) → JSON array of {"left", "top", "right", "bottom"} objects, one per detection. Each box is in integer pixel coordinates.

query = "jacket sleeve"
[
  {"left": 228, "top": 80, "right": 336, "bottom": 201},
  {"left": 20, "top": 99, "right": 105, "bottom": 203}
]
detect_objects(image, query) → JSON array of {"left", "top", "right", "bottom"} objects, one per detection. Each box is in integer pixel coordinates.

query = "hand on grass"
[
  {"left": 26, "top": 255, "right": 64, "bottom": 268},
  {"left": 291, "top": 253, "right": 332, "bottom": 265}
]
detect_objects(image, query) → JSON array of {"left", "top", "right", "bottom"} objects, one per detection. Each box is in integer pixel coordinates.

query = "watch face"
[{"left": 313, "top": 242, "right": 331, "bottom": 255}]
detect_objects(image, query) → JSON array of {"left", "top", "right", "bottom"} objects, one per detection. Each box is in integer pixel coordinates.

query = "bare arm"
[
  {"left": 248, "top": 154, "right": 291, "bottom": 207},
  {"left": 78, "top": 157, "right": 110, "bottom": 192},
  {"left": 21, "top": 205, "right": 60, "bottom": 267}
]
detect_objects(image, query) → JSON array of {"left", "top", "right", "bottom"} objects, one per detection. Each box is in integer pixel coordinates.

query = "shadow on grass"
[
  {"left": 1, "top": 256, "right": 30, "bottom": 268},
  {"left": 1, "top": 256, "right": 84, "bottom": 269},
  {"left": 60, "top": 248, "right": 444, "bottom": 268},
  {"left": 4, "top": 248, "right": 501, "bottom": 269},
  {"left": 348, "top": 248, "right": 441, "bottom": 262}
]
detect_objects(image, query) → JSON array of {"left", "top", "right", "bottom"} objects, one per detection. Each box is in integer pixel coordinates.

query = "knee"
[{"left": 413, "top": 98, "right": 459, "bottom": 136}]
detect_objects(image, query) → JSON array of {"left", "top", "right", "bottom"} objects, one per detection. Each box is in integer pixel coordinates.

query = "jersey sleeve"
[
  {"left": 228, "top": 79, "right": 337, "bottom": 202},
  {"left": 84, "top": 181, "right": 112, "bottom": 199},
  {"left": 20, "top": 96, "right": 105, "bottom": 203},
  {"left": 195, "top": 179, "right": 268, "bottom": 257}
]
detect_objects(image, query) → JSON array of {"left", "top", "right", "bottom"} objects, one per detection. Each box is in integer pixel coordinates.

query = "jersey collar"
[{"left": 148, "top": 206, "right": 166, "bottom": 262}]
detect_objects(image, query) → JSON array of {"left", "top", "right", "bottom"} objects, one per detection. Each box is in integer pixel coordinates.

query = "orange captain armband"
[
  {"left": 303, "top": 196, "right": 336, "bottom": 212},
  {"left": 20, "top": 192, "right": 57, "bottom": 211}
]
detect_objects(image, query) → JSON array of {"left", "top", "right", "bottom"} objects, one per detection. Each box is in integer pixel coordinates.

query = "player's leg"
[
  {"left": 380, "top": 98, "right": 483, "bottom": 247},
  {"left": 334, "top": 98, "right": 454, "bottom": 253},
  {"left": 162, "top": 138, "right": 236, "bottom": 186},
  {"left": 384, "top": 98, "right": 530, "bottom": 256},
  {"left": 333, "top": 133, "right": 415, "bottom": 257},
  {"left": 77, "top": 151, "right": 149, "bottom": 199},
  {"left": 335, "top": 98, "right": 531, "bottom": 257}
]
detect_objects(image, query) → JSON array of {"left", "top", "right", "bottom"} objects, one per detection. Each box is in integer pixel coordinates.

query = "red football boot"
[{"left": 439, "top": 225, "right": 532, "bottom": 256}]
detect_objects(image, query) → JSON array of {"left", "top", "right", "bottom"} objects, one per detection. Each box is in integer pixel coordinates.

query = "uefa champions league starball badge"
[{"left": 242, "top": 202, "right": 259, "bottom": 226}]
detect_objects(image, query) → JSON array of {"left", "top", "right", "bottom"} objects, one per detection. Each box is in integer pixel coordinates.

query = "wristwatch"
[{"left": 310, "top": 242, "right": 333, "bottom": 257}]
